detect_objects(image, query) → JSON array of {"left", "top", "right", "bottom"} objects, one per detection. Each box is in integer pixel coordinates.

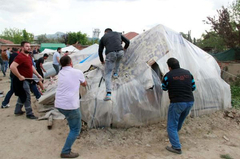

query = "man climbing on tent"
[
  {"left": 162, "top": 58, "right": 196, "bottom": 154},
  {"left": 98, "top": 28, "right": 130, "bottom": 101},
  {"left": 55, "top": 55, "right": 87, "bottom": 158}
]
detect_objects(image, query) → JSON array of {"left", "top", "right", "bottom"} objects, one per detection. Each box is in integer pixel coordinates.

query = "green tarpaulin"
[
  {"left": 40, "top": 43, "right": 66, "bottom": 52},
  {"left": 210, "top": 48, "right": 240, "bottom": 61}
]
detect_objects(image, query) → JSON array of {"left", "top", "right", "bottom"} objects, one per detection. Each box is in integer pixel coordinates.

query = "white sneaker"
[{"left": 1, "top": 104, "right": 10, "bottom": 108}]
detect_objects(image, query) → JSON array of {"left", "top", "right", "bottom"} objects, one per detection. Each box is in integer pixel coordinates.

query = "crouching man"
[
  {"left": 162, "top": 58, "right": 196, "bottom": 154},
  {"left": 55, "top": 55, "right": 87, "bottom": 158}
]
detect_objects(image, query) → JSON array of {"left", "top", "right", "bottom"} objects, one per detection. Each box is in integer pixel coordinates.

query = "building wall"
[
  {"left": 220, "top": 62, "right": 240, "bottom": 83},
  {"left": 0, "top": 44, "right": 40, "bottom": 52}
]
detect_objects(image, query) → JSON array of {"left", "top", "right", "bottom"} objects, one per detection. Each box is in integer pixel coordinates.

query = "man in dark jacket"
[
  {"left": 162, "top": 58, "right": 196, "bottom": 154},
  {"left": 98, "top": 28, "right": 130, "bottom": 101},
  {"left": 1, "top": 48, "right": 18, "bottom": 108},
  {"left": 36, "top": 53, "right": 48, "bottom": 78}
]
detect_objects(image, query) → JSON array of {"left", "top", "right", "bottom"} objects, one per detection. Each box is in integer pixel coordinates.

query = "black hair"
[
  {"left": 43, "top": 53, "right": 49, "bottom": 57},
  {"left": 13, "top": 48, "right": 18, "bottom": 51},
  {"left": 57, "top": 47, "right": 61, "bottom": 51},
  {"left": 167, "top": 58, "right": 180, "bottom": 69},
  {"left": 21, "top": 41, "right": 29, "bottom": 47},
  {"left": 60, "top": 55, "right": 71, "bottom": 67},
  {"left": 105, "top": 28, "right": 112, "bottom": 32}
]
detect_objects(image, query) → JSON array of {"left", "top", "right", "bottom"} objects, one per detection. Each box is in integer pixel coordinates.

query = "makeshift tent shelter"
[
  {"left": 61, "top": 45, "right": 79, "bottom": 53},
  {"left": 39, "top": 24, "right": 231, "bottom": 128},
  {"left": 42, "top": 44, "right": 98, "bottom": 78},
  {"left": 39, "top": 43, "right": 66, "bottom": 52},
  {"left": 39, "top": 48, "right": 55, "bottom": 55}
]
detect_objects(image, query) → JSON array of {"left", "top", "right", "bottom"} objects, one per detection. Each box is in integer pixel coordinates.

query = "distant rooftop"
[
  {"left": 123, "top": 32, "right": 139, "bottom": 40},
  {"left": 0, "top": 39, "right": 14, "bottom": 44}
]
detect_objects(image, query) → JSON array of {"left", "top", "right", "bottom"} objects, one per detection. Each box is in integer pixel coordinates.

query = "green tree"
[
  {"left": 22, "top": 29, "right": 34, "bottom": 42},
  {"left": 0, "top": 28, "right": 34, "bottom": 43},
  {"left": 206, "top": 6, "right": 240, "bottom": 48},
  {"left": 196, "top": 31, "right": 226, "bottom": 53},
  {"left": 86, "top": 38, "right": 99, "bottom": 45},
  {"left": 67, "top": 31, "right": 88, "bottom": 45},
  {"left": 180, "top": 31, "right": 192, "bottom": 43},
  {"left": 36, "top": 34, "right": 49, "bottom": 44},
  {"left": 204, "top": 0, "right": 240, "bottom": 49}
]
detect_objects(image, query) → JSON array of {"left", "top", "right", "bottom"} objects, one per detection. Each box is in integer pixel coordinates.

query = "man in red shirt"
[{"left": 10, "top": 41, "right": 42, "bottom": 119}]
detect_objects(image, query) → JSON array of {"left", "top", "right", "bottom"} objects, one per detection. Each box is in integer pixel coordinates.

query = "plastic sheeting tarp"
[
  {"left": 39, "top": 24, "right": 231, "bottom": 128},
  {"left": 40, "top": 43, "right": 66, "bottom": 52},
  {"left": 42, "top": 44, "right": 99, "bottom": 78},
  {"left": 61, "top": 45, "right": 79, "bottom": 53},
  {"left": 39, "top": 49, "right": 55, "bottom": 55}
]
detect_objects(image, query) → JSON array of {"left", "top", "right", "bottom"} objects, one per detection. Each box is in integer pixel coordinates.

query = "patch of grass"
[
  {"left": 231, "top": 77, "right": 240, "bottom": 109},
  {"left": 220, "top": 154, "right": 234, "bottom": 159}
]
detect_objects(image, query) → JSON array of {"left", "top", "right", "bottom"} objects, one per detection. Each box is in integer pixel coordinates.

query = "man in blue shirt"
[{"left": 52, "top": 48, "right": 61, "bottom": 75}]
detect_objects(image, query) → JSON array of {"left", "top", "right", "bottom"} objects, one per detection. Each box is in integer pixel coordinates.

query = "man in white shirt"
[
  {"left": 52, "top": 47, "right": 61, "bottom": 75},
  {"left": 55, "top": 55, "right": 87, "bottom": 158}
]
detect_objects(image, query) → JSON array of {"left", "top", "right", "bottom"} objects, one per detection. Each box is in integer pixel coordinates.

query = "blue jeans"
[
  {"left": 57, "top": 108, "right": 81, "bottom": 154},
  {"left": 30, "top": 83, "right": 41, "bottom": 100},
  {"left": 53, "top": 64, "right": 60, "bottom": 75},
  {"left": 0, "top": 63, "right": 4, "bottom": 76},
  {"left": 105, "top": 50, "right": 124, "bottom": 92},
  {"left": 167, "top": 102, "right": 194, "bottom": 149},
  {"left": 14, "top": 80, "right": 34, "bottom": 116},
  {"left": 2, "top": 60, "right": 8, "bottom": 76},
  {"left": 2, "top": 77, "right": 14, "bottom": 106}
]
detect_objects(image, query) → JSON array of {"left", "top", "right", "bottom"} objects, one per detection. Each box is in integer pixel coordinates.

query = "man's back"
[
  {"left": 55, "top": 66, "right": 85, "bottom": 110},
  {"left": 101, "top": 32, "right": 122, "bottom": 52},
  {"left": 1, "top": 52, "right": 8, "bottom": 61},
  {"left": 9, "top": 52, "right": 18, "bottom": 66},
  {"left": 163, "top": 68, "right": 195, "bottom": 103}
]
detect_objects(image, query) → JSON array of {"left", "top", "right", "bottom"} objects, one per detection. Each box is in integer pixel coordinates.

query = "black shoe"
[
  {"left": 26, "top": 114, "right": 38, "bottom": 119},
  {"left": 166, "top": 146, "right": 182, "bottom": 154},
  {"left": 60, "top": 151, "right": 79, "bottom": 158},
  {"left": 14, "top": 111, "right": 25, "bottom": 116}
]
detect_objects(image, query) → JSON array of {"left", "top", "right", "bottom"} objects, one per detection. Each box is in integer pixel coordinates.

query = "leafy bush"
[{"left": 231, "top": 76, "right": 240, "bottom": 109}]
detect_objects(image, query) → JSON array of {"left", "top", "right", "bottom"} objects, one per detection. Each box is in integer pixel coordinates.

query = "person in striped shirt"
[{"left": 162, "top": 57, "right": 196, "bottom": 155}]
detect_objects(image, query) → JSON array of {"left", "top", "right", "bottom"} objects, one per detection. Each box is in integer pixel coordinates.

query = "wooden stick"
[
  {"left": 48, "top": 115, "right": 53, "bottom": 130},
  {"left": 25, "top": 78, "right": 40, "bottom": 80}
]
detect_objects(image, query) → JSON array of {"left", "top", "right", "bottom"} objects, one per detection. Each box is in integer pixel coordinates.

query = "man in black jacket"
[
  {"left": 98, "top": 28, "right": 130, "bottom": 101},
  {"left": 1, "top": 48, "right": 18, "bottom": 108},
  {"left": 36, "top": 53, "right": 48, "bottom": 79},
  {"left": 162, "top": 58, "right": 196, "bottom": 154}
]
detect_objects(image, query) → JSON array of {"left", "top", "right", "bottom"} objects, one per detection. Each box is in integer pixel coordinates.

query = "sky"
[{"left": 0, "top": 0, "right": 235, "bottom": 39}]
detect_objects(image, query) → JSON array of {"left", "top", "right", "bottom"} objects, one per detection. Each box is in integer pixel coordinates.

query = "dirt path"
[{"left": 1, "top": 71, "right": 240, "bottom": 159}]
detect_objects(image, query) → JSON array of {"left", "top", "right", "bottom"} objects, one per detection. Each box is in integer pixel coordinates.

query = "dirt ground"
[{"left": 1, "top": 70, "right": 240, "bottom": 159}]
